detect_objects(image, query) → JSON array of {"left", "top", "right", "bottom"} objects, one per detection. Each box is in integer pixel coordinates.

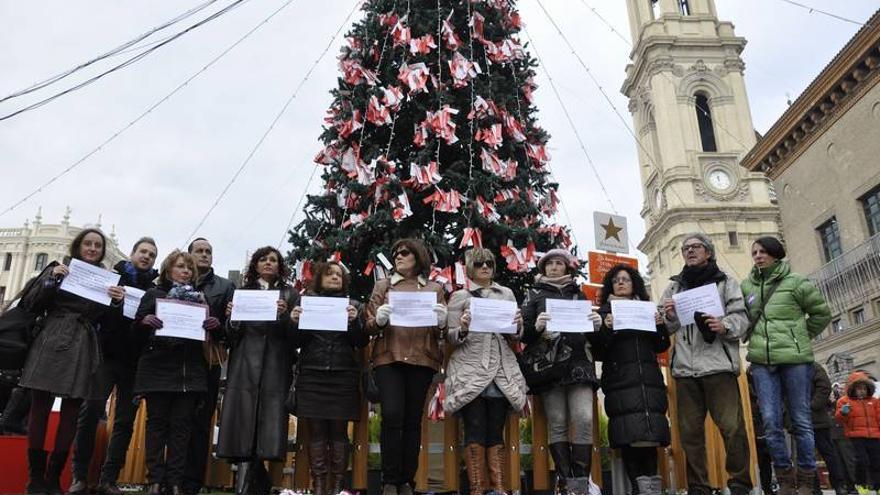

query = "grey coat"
[
  {"left": 443, "top": 284, "right": 528, "bottom": 415},
  {"left": 660, "top": 272, "right": 749, "bottom": 379}
]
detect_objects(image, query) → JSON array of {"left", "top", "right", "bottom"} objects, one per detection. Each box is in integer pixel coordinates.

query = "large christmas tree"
[{"left": 288, "top": 0, "right": 574, "bottom": 299}]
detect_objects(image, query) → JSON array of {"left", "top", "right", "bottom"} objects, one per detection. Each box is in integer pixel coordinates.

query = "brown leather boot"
[
  {"left": 777, "top": 467, "right": 797, "bottom": 495},
  {"left": 329, "top": 441, "right": 350, "bottom": 495},
  {"left": 796, "top": 469, "right": 816, "bottom": 495},
  {"left": 464, "top": 443, "right": 486, "bottom": 495},
  {"left": 486, "top": 445, "right": 506, "bottom": 494},
  {"left": 309, "top": 441, "right": 330, "bottom": 495}
]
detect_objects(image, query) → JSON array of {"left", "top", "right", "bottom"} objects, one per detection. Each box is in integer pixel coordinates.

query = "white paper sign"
[
  {"left": 122, "top": 286, "right": 146, "bottom": 319},
  {"left": 231, "top": 290, "right": 280, "bottom": 322},
  {"left": 672, "top": 283, "right": 725, "bottom": 326},
  {"left": 389, "top": 291, "right": 437, "bottom": 327},
  {"left": 610, "top": 300, "right": 657, "bottom": 332},
  {"left": 299, "top": 296, "right": 349, "bottom": 332},
  {"left": 156, "top": 300, "right": 208, "bottom": 341},
  {"left": 469, "top": 298, "right": 517, "bottom": 334},
  {"left": 59, "top": 258, "right": 121, "bottom": 306},
  {"left": 546, "top": 299, "right": 594, "bottom": 333}
]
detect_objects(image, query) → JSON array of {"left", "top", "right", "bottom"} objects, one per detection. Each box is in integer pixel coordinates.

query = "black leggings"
[
  {"left": 621, "top": 446, "right": 658, "bottom": 489},
  {"left": 308, "top": 418, "right": 349, "bottom": 443},
  {"left": 28, "top": 390, "right": 82, "bottom": 453},
  {"left": 375, "top": 362, "right": 434, "bottom": 486},
  {"left": 460, "top": 396, "right": 509, "bottom": 447}
]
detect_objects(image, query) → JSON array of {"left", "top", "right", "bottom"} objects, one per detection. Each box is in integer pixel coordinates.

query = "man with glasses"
[{"left": 660, "top": 233, "right": 752, "bottom": 495}]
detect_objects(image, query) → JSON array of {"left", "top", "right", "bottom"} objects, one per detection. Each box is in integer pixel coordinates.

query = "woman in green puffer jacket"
[{"left": 741, "top": 236, "right": 832, "bottom": 495}]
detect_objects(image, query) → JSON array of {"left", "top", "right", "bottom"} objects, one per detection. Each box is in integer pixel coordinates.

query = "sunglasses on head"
[
  {"left": 474, "top": 260, "right": 495, "bottom": 269},
  {"left": 393, "top": 249, "right": 412, "bottom": 258}
]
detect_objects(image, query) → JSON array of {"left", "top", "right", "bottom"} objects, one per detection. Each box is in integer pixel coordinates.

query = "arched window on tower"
[
  {"left": 695, "top": 93, "right": 718, "bottom": 152},
  {"left": 34, "top": 253, "right": 48, "bottom": 272}
]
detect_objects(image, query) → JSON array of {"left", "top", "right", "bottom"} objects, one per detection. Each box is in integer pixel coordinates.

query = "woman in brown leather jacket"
[{"left": 365, "top": 238, "right": 447, "bottom": 495}]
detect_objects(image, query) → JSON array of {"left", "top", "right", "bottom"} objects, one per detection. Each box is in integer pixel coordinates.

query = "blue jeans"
[{"left": 752, "top": 363, "right": 816, "bottom": 469}]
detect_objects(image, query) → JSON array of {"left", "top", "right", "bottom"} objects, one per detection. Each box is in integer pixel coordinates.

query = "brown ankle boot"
[
  {"left": 464, "top": 443, "right": 486, "bottom": 495},
  {"left": 329, "top": 441, "right": 350, "bottom": 495},
  {"left": 309, "top": 441, "right": 330, "bottom": 495},
  {"left": 777, "top": 467, "right": 797, "bottom": 495},
  {"left": 486, "top": 445, "right": 506, "bottom": 494},
  {"left": 797, "top": 469, "right": 816, "bottom": 495}
]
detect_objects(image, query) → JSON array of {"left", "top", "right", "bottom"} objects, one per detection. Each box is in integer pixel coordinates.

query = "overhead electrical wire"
[
  {"left": 0, "top": 0, "right": 252, "bottom": 122},
  {"left": 184, "top": 0, "right": 364, "bottom": 246},
  {"left": 0, "top": 0, "right": 297, "bottom": 220},
  {"left": 0, "top": 0, "right": 222, "bottom": 103},
  {"left": 776, "top": 0, "right": 866, "bottom": 26}
]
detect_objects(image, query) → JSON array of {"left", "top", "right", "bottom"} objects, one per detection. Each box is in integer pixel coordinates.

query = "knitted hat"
[
  {"left": 682, "top": 233, "right": 716, "bottom": 261},
  {"left": 537, "top": 249, "right": 578, "bottom": 274}
]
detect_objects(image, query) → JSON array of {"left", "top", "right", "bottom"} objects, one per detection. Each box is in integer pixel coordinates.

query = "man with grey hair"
[{"left": 660, "top": 233, "right": 752, "bottom": 495}]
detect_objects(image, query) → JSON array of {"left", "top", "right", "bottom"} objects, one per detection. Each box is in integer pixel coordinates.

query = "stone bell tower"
[{"left": 622, "top": 0, "right": 780, "bottom": 295}]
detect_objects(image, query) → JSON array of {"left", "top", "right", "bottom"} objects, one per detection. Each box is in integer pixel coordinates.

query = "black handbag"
[
  {"left": 0, "top": 305, "right": 43, "bottom": 371},
  {"left": 517, "top": 335, "right": 569, "bottom": 392}
]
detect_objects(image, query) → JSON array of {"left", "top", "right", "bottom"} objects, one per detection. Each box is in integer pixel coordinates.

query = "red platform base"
[{"left": 0, "top": 412, "right": 73, "bottom": 494}]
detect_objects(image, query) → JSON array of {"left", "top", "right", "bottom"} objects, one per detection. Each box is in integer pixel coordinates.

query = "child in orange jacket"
[{"left": 836, "top": 371, "right": 880, "bottom": 490}]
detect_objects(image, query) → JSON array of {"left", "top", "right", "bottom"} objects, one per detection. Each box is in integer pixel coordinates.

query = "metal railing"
[{"left": 809, "top": 233, "right": 880, "bottom": 315}]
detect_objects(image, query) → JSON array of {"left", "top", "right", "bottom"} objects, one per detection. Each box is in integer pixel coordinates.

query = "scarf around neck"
[
  {"left": 678, "top": 260, "right": 723, "bottom": 289},
  {"left": 535, "top": 273, "right": 574, "bottom": 291},
  {"left": 167, "top": 282, "right": 202, "bottom": 303}
]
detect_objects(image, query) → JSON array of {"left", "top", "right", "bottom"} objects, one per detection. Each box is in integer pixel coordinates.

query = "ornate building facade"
[
  {"left": 742, "top": 9, "right": 880, "bottom": 382},
  {"left": 0, "top": 208, "right": 126, "bottom": 305},
  {"left": 622, "top": 0, "right": 781, "bottom": 296}
]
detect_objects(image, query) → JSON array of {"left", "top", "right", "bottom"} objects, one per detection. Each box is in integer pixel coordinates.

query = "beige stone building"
[
  {"left": 622, "top": 0, "right": 781, "bottom": 298},
  {"left": 742, "top": 9, "right": 880, "bottom": 383},
  {"left": 0, "top": 208, "right": 126, "bottom": 306}
]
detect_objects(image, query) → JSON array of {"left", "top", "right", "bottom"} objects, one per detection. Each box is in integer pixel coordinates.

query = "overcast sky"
[{"left": 1, "top": 1, "right": 876, "bottom": 275}]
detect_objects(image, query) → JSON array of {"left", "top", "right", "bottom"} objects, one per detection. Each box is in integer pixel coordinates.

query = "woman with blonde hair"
[{"left": 444, "top": 248, "right": 527, "bottom": 495}]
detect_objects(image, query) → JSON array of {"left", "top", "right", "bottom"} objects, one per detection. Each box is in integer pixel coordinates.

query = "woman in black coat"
[
  {"left": 593, "top": 264, "right": 670, "bottom": 495},
  {"left": 19, "top": 228, "right": 125, "bottom": 495},
  {"left": 521, "top": 249, "right": 598, "bottom": 495},
  {"left": 290, "top": 261, "right": 366, "bottom": 495},
  {"left": 134, "top": 250, "right": 221, "bottom": 495},
  {"left": 216, "top": 246, "right": 299, "bottom": 495}
]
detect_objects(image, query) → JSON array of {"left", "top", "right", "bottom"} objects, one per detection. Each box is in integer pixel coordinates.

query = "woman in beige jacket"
[{"left": 444, "top": 248, "right": 527, "bottom": 495}]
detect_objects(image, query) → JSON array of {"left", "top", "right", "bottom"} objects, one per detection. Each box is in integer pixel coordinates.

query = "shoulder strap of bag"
[{"left": 744, "top": 281, "right": 782, "bottom": 342}]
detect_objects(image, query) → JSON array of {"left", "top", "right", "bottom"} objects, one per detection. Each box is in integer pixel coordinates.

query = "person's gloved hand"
[
  {"left": 536, "top": 312, "right": 551, "bottom": 332},
  {"left": 142, "top": 315, "right": 163, "bottom": 330},
  {"left": 203, "top": 317, "right": 221, "bottom": 332},
  {"left": 433, "top": 304, "right": 448, "bottom": 327},
  {"left": 841, "top": 403, "right": 851, "bottom": 415},
  {"left": 694, "top": 312, "right": 717, "bottom": 344},
  {"left": 375, "top": 304, "right": 392, "bottom": 327}
]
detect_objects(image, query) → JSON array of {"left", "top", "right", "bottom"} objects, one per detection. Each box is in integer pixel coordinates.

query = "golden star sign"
[{"left": 602, "top": 218, "right": 623, "bottom": 241}]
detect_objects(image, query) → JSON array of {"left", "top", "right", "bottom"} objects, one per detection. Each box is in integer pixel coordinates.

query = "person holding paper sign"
[
  {"left": 443, "top": 248, "right": 527, "bottom": 495},
  {"left": 659, "top": 233, "right": 751, "bottom": 495},
  {"left": 133, "top": 250, "right": 220, "bottom": 495},
  {"left": 741, "top": 237, "right": 832, "bottom": 494},
  {"left": 592, "top": 265, "right": 670, "bottom": 495},
  {"left": 216, "top": 247, "right": 299, "bottom": 495},
  {"left": 289, "top": 261, "right": 366, "bottom": 495},
  {"left": 18, "top": 228, "right": 125, "bottom": 495},
  {"left": 365, "top": 238, "right": 446, "bottom": 495},
  {"left": 70, "top": 237, "right": 159, "bottom": 495},
  {"left": 521, "top": 249, "right": 598, "bottom": 495}
]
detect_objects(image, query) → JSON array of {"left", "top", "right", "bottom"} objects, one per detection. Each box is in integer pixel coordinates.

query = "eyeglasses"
[
  {"left": 393, "top": 249, "right": 412, "bottom": 259},
  {"left": 474, "top": 260, "right": 495, "bottom": 269},
  {"left": 681, "top": 243, "right": 705, "bottom": 253},
  {"left": 612, "top": 277, "right": 632, "bottom": 284}
]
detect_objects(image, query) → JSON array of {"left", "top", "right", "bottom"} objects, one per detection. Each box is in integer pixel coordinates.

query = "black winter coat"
[
  {"left": 521, "top": 280, "right": 597, "bottom": 394},
  {"left": 133, "top": 284, "right": 209, "bottom": 395},
  {"left": 194, "top": 268, "right": 235, "bottom": 366},
  {"left": 295, "top": 297, "right": 367, "bottom": 372},
  {"left": 216, "top": 284, "right": 300, "bottom": 461},
  {"left": 19, "top": 261, "right": 124, "bottom": 399},
  {"left": 593, "top": 302, "right": 670, "bottom": 448},
  {"left": 99, "top": 260, "right": 157, "bottom": 364}
]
